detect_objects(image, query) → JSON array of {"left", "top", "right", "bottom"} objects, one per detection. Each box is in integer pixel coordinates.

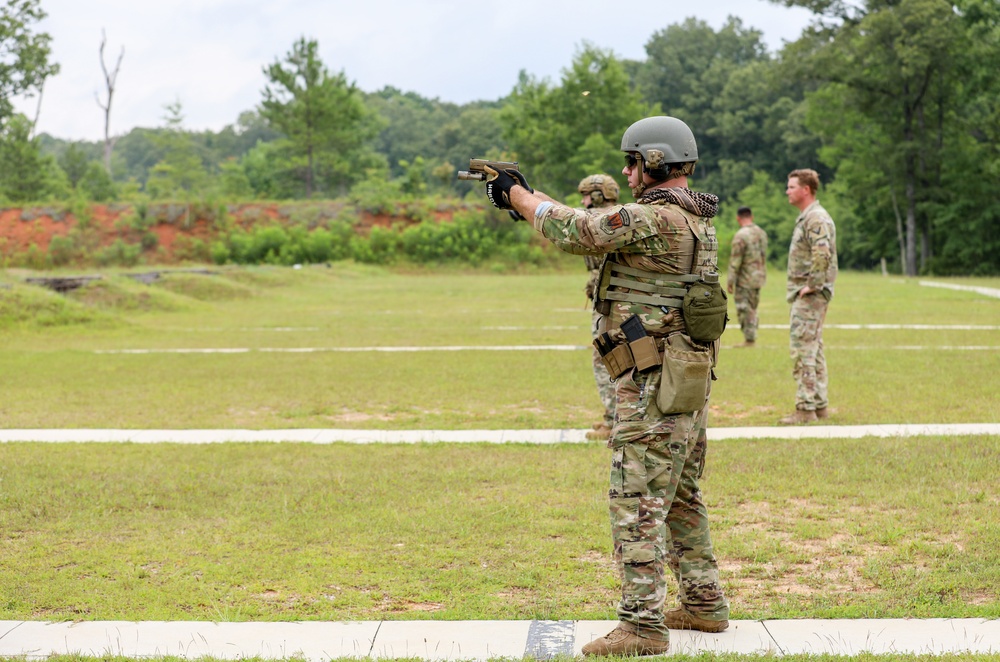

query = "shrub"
[
  {"left": 210, "top": 241, "right": 230, "bottom": 265},
  {"left": 173, "top": 236, "right": 212, "bottom": 263},
  {"left": 398, "top": 210, "right": 533, "bottom": 266},
  {"left": 12, "top": 243, "right": 49, "bottom": 269},
  {"left": 363, "top": 226, "right": 400, "bottom": 264},
  {"left": 96, "top": 239, "right": 142, "bottom": 267},
  {"left": 48, "top": 235, "right": 77, "bottom": 266},
  {"left": 326, "top": 221, "right": 355, "bottom": 261}
]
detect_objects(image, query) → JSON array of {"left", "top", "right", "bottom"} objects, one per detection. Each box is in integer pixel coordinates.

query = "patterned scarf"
[{"left": 638, "top": 187, "right": 719, "bottom": 219}]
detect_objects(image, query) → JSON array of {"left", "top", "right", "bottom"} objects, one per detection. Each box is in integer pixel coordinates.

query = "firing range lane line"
[{"left": 1, "top": 424, "right": 999, "bottom": 444}]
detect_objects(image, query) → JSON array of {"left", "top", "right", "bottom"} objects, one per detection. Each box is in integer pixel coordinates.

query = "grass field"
[
  {"left": 0, "top": 264, "right": 997, "bottom": 429},
  {"left": 1, "top": 264, "right": 999, "bottom": 660}
]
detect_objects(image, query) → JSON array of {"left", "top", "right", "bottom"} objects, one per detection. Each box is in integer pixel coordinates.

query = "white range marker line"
[
  {"left": 2, "top": 423, "right": 999, "bottom": 444},
  {"left": 91, "top": 343, "right": 1000, "bottom": 354},
  {"left": 919, "top": 280, "right": 1000, "bottom": 299},
  {"left": 94, "top": 345, "right": 591, "bottom": 355},
  {"left": 759, "top": 324, "right": 1000, "bottom": 330}
]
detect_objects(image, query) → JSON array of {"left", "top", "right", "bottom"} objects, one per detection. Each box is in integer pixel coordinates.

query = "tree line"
[{"left": 1, "top": 0, "right": 998, "bottom": 275}]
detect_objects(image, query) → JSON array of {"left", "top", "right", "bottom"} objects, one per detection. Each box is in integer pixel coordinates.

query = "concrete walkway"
[
  {"left": 0, "top": 423, "right": 998, "bottom": 444},
  {"left": 2, "top": 618, "right": 999, "bottom": 659}
]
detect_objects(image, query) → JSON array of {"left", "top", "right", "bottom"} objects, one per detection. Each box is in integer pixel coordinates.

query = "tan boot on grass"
[
  {"left": 663, "top": 606, "right": 729, "bottom": 632},
  {"left": 581, "top": 624, "right": 669, "bottom": 657},
  {"left": 585, "top": 422, "right": 611, "bottom": 441},
  {"left": 778, "top": 409, "right": 818, "bottom": 425}
]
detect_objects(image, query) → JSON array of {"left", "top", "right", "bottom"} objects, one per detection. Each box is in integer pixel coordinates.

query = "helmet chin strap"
[{"left": 630, "top": 154, "right": 648, "bottom": 198}]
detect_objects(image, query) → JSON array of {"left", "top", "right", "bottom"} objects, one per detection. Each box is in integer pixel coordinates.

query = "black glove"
[
  {"left": 484, "top": 165, "right": 531, "bottom": 210},
  {"left": 508, "top": 210, "right": 525, "bottom": 221}
]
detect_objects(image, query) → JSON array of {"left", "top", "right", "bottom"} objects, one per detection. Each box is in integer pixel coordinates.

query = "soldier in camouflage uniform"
[
  {"left": 726, "top": 206, "right": 768, "bottom": 346},
  {"left": 482, "top": 116, "right": 730, "bottom": 657},
  {"left": 780, "top": 168, "right": 837, "bottom": 425},
  {"left": 578, "top": 174, "right": 621, "bottom": 441}
]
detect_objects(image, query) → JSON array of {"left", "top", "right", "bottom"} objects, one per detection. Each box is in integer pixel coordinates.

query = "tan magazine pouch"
[
  {"left": 629, "top": 336, "right": 660, "bottom": 373},
  {"left": 600, "top": 343, "right": 635, "bottom": 380},
  {"left": 657, "top": 333, "right": 711, "bottom": 415}
]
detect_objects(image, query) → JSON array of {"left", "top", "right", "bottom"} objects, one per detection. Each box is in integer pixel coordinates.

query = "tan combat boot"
[
  {"left": 663, "top": 607, "right": 729, "bottom": 632},
  {"left": 736, "top": 339, "right": 755, "bottom": 348},
  {"left": 581, "top": 624, "right": 669, "bottom": 657},
  {"left": 585, "top": 422, "right": 611, "bottom": 441},
  {"left": 778, "top": 409, "right": 818, "bottom": 425},
  {"left": 815, "top": 407, "right": 829, "bottom": 419}
]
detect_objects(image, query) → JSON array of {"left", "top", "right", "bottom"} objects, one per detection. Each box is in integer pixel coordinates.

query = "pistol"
[{"left": 457, "top": 158, "right": 519, "bottom": 181}]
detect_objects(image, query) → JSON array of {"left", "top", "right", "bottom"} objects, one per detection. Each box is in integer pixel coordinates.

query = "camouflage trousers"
[
  {"left": 591, "top": 310, "right": 615, "bottom": 426},
  {"left": 608, "top": 366, "right": 729, "bottom": 640},
  {"left": 733, "top": 285, "right": 761, "bottom": 342},
  {"left": 789, "top": 292, "right": 829, "bottom": 411}
]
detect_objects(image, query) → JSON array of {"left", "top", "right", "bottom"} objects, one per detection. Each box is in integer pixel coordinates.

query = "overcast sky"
[{"left": 16, "top": 0, "right": 816, "bottom": 142}]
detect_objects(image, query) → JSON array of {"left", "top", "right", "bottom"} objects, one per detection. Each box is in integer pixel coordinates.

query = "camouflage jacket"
[
  {"left": 534, "top": 187, "right": 719, "bottom": 336},
  {"left": 583, "top": 202, "right": 616, "bottom": 301},
  {"left": 727, "top": 223, "right": 768, "bottom": 289},
  {"left": 786, "top": 200, "right": 838, "bottom": 303}
]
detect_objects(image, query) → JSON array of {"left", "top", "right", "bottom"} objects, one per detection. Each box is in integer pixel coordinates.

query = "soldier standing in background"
[
  {"left": 780, "top": 168, "right": 837, "bottom": 425},
  {"left": 481, "top": 116, "right": 730, "bottom": 656},
  {"left": 578, "top": 174, "right": 621, "bottom": 441},
  {"left": 726, "top": 206, "right": 768, "bottom": 346}
]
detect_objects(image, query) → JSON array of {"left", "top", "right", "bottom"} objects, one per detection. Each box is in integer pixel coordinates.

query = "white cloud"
[{"left": 16, "top": 0, "right": 814, "bottom": 141}]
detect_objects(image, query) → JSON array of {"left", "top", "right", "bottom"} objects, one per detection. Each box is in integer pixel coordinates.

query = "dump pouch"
[
  {"left": 656, "top": 333, "right": 712, "bottom": 415},
  {"left": 682, "top": 272, "right": 729, "bottom": 343}
]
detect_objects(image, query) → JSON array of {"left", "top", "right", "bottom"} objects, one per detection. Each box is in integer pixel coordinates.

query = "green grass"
[
  {"left": 10, "top": 656, "right": 1000, "bottom": 662},
  {"left": 0, "top": 264, "right": 998, "bottom": 662},
  {"left": 1, "top": 437, "right": 997, "bottom": 622},
  {"left": 0, "top": 265, "right": 997, "bottom": 428}
]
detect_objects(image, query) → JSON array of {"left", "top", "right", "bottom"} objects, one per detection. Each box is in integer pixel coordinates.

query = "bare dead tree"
[
  {"left": 95, "top": 29, "right": 124, "bottom": 174},
  {"left": 28, "top": 80, "right": 45, "bottom": 139}
]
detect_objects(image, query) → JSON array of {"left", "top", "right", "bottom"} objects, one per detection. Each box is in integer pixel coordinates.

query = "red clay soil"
[{"left": 0, "top": 203, "right": 431, "bottom": 264}]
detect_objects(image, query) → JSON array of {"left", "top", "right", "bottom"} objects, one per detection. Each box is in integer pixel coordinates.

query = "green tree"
[
  {"left": 811, "top": 0, "right": 965, "bottom": 276},
  {"left": 0, "top": 0, "right": 59, "bottom": 122},
  {"left": 79, "top": 160, "right": 116, "bottom": 201},
  {"left": 145, "top": 100, "right": 210, "bottom": 198},
  {"left": 768, "top": 0, "right": 988, "bottom": 275},
  {"left": 635, "top": 17, "right": 779, "bottom": 198},
  {"left": 0, "top": 113, "right": 45, "bottom": 200},
  {"left": 437, "top": 104, "right": 505, "bottom": 195},
  {"left": 219, "top": 158, "right": 253, "bottom": 199},
  {"left": 500, "top": 43, "right": 655, "bottom": 198},
  {"left": 398, "top": 156, "right": 428, "bottom": 197},
  {"left": 260, "top": 37, "right": 380, "bottom": 198},
  {"left": 367, "top": 87, "right": 459, "bottom": 179},
  {"left": 59, "top": 142, "right": 89, "bottom": 188}
]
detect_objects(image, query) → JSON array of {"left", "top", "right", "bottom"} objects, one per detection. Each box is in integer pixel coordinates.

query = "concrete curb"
[{"left": 2, "top": 618, "right": 998, "bottom": 659}]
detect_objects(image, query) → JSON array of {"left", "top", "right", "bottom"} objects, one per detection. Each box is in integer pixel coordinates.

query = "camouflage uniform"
[
  {"left": 786, "top": 200, "right": 837, "bottom": 412},
  {"left": 727, "top": 224, "right": 768, "bottom": 342},
  {"left": 533, "top": 187, "right": 729, "bottom": 642},
  {"left": 586, "top": 254, "right": 616, "bottom": 428}
]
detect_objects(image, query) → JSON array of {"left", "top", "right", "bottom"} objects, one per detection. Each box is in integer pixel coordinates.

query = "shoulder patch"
[{"left": 601, "top": 208, "right": 632, "bottom": 235}]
